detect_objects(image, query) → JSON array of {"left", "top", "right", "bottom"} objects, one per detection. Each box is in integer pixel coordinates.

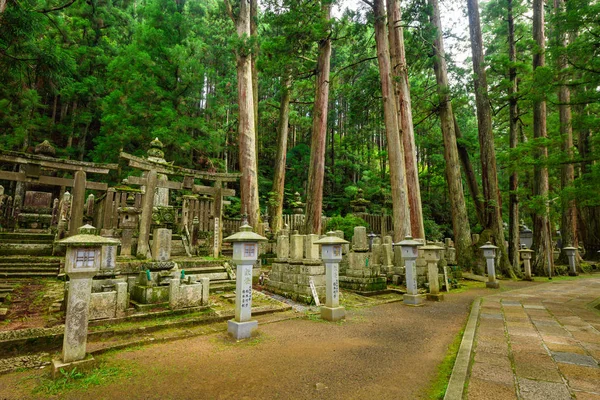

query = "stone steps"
[
  {"left": 0, "top": 243, "right": 54, "bottom": 256},
  {"left": 0, "top": 271, "right": 58, "bottom": 278},
  {"left": 209, "top": 280, "right": 236, "bottom": 292},
  {"left": 0, "top": 256, "right": 61, "bottom": 278},
  {"left": 0, "top": 233, "right": 54, "bottom": 241}
]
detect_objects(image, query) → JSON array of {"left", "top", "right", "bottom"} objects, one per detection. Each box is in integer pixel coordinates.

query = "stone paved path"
[{"left": 467, "top": 278, "right": 600, "bottom": 400}]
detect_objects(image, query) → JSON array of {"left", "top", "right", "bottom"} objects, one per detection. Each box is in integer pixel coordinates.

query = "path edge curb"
[{"left": 443, "top": 297, "right": 481, "bottom": 400}]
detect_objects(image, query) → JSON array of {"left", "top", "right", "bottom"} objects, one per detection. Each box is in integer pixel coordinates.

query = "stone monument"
[
  {"left": 397, "top": 236, "right": 424, "bottom": 305},
  {"left": 563, "top": 246, "right": 578, "bottom": 276},
  {"left": 519, "top": 246, "right": 534, "bottom": 281},
  {"left": 421, "top": 244, "right": 444, "bottom": 301},
  {"left": 481, "top": 242, "right": 499, "bottom": 289}
]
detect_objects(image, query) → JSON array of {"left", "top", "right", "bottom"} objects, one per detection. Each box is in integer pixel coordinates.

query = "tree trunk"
[
  {"left": 251, "top": 0, "right": 259, "bottom": 174},
  {"left": 453, "top": 115, "right": 485, "bottom": 226},
  {"left": 507, "top": 0, "right": 520, "bottom": 270},
  {"left": 428, "top": 0, "right": 474, "bottom": 269},
  {"left": 269, "top": 75, "right": 292, "bottom": 234},
  {"left": 466, "top": 0, "right": 513, "bottom": 276},
  {"left": 371, "top": 0, "right": 410, "bottom": 242},
  {"left": 228, "top": 0, "right": 261, "bottom": 228},
  {"left": 532, "top": 0, "right": 553, "bottom": 276},
  {"left": 303, "top": 3, "right": 332, "bottom": 235},
  {"left": 386, "top": 0, "right": 425, "bottom": 239},
  {"left": 554, "top": 0, "right": 578, "bottom": 265}
]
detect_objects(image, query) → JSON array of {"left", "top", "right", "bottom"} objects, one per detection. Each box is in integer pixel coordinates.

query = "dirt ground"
[{"left": 0, "top": 280, "right": 544, "bottom": 400}]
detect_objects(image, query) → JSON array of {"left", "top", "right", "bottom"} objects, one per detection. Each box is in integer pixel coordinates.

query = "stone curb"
[{"left": 444, "top": 297, "right": 481, "bottom": 400}]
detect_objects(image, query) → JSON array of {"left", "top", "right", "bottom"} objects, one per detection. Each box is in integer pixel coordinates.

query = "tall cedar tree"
[
  {"left": 303, "top": 1, "right": 332, "bottom": 234},
  {"left": 387, "top": 0, "right": 425, "bottom": 239},
  {"left": 466, "top": 0, "right": 514, "bottom": 276},
  {"left": 225, "top": 0, "right": 261, "bottom": 228},
  {"left": 428, "top": 0, "right": 474, "bottom": 269}
]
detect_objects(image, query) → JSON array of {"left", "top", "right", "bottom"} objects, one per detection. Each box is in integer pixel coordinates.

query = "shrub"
[{"left": 325, "top": 215, "right": 369, "bottom": 241}]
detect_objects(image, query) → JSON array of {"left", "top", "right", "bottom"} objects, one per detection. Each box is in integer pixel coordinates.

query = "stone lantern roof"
[
  {"left": 34, "top": 140, "right": 56, "bottom": 157},
  {"left": 223, "top": 223, "right": 267, "bottom": 243},
  {"left": 58, "top": 224, "right": 120, "bottom": 247},
  {"left": 314, "top": 231, "right": 349, "bottom": 245}
]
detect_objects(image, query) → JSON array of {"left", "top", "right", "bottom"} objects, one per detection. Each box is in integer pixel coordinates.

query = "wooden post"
[
  {"left": 69, "top": 170, "right": 87, "bottom": 236},
  {"left": 137, "top": 170, "right": 158, "bottom": 258},
  {"left": 213, "top": 180, "right": 223, "bottom": 258}
]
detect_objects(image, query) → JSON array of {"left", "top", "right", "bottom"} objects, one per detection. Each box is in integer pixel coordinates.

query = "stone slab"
[
  {"left": 551, "top": 351, "right": 599, "bottom": 368},
  {"left": 427, "top": 293, "right": 444, "bottom": 302},
  {"left": 321, "top": 306, "right": 345, "bottom": 322},
  {"left": 227, "top": 319, "right": 258, "bottom": 340},
  {"left": 52, "top": 356, "right": 96, "bottom": 379},
  {"left": 403, "top": 294, "right": 424, "bottom": 306},
  {"left": 517, "top": 378, "right": 571, "bottom": 400}
]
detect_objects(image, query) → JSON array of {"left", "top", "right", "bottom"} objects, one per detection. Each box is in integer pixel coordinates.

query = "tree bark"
[
  {"left": 554, "top": 0, "right": 578, "bottom": 265},
  {"left": 507, "top": 0, "right": 520, "bottom": 270},
  {"left": 251, "top": 0, "right": 259, "bottom": 174},
  {"left": 227, "top": 0, "right": 261, "bottom": 228},
  {"left": 453, "top": 115, "right": 485, "bottom": 227},
  {"left": 371, "top": 0, "right": 411, "bottom": 242},
  {"left": 428, "top": 0, "right": 474, "bottom": 268},
  {"left": 386, "top": 0, "right": 425, "bottom": 239},
  {"left": 466, "top": 0, "right": 513, "bottom": 276},
  {"left": 303, "top": 2, "right": 332, "bottom": 235},
  {"left": 269, "top": 75, "right": 292, "bottom": 234},
  {"left": 532, "top": 0, "right": 553, "bottom": 276}
]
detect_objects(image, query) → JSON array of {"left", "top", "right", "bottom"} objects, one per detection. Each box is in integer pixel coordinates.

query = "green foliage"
[
  {"left": 325, "top": 215, "right": 369, "bottom": 241},
  {"left": 33, "top": 365, "right": 125, "bottom": 396}
]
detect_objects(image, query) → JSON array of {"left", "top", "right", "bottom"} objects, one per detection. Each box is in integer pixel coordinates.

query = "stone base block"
[
  {"left": 227, "top": 319, "right": 258, "bottom": 340},
  {"left": 426, "top": 293, "right": 444, "bottom": 302},
  {"left": 321, "top": 306, "right": 345, "bottom": 322},
  {"left": 485, "top": 281, "right": 500, "bottom": 289},
  {"left": 568, "top": 271, "right": 578, "bottom": 277},
  {"left": 403, "top": 294, "right": 424, "bottom": 306},
  {"left": 52, "top": 356, "right": 96, "bottom": 379}
]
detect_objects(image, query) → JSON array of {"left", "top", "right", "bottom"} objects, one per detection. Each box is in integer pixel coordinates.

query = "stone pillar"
[
  {"left": 137, "top": 170, "right": 158, "bottom": 258},
  {"left": 152, "top": 228, "right": 172, "bottom": 262},
  {"left": 333, "top": 230, "right": 349, "bottom": 254},
  {"left": 115, "top": 282, "right": 128, "bottom": 313},
  {"left": 289, "top": 233, "right": 304, "bottom": 260},
  {"left": 213, "top": 181, "right": 223, "bottom": 258},
  {"left": 154, "top": 174, "right": 169, "bottom": 206},
  {"left": 519, "top": 247, "right": 534, "bottom": 281},
  {"left": 100, "top": 245, "right": 117, "bottom": 275},
  {"left": 62, "top": 278, "right": 93, "bottom": 363},
  {"left": 120, "top": 229, "right": 134, "bottom": 256},
  {"left": 68, "top": 170, "right": 87, "bottom": 236},
  {"left": 422, "top": 245, "right": 444, "bottom": 301},
  {"left": 352, "top": 226, "right": 369, "bottom": 252},
  {"left": 276, "top": 235, "right": 289, "bottom": 259},
  {"left": 199, "top": 277, "right": 210, "bottom": 305},
  {"left": 304, "top": 234, "right": 320, "bottom": 260},
  {"left": 169, "top": 278, "right": 180, "bottom": 309}
]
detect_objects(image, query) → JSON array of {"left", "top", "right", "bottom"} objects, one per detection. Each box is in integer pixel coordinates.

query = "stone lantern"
[
  {"left": 52, "top": 225, "right": 120, "bottom": 378},
  {"left": 563, "top": 246, "right": 578, "bottom": 276},
  {"left": 396, "top": 236, "right": 423, "bottom": 305},
  {"left": 315, "top": 232, "right": 349, "bottom": 321},
  {"left": 223, "top": 221, "right": 267, "bottom": 340},
  {"left": 519, "top": 246, "right": 535, "bottom": 281},
  {"left": 421, "top": 244, "right": 445, "bottom": 301},
  {"left": 480, "top": 241, "right": 499, "bottom": 288}
]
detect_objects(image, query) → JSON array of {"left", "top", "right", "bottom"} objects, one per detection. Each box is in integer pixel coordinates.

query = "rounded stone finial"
[
  {"left": 34, "top": 140, "right": 56, "bottom": 157},
  {"left": 150, "top": 137, "right": 164, "bottom": 148}
]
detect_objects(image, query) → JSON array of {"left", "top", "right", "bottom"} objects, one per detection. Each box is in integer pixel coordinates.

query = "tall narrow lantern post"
[
  {"left": 223, "top": 220, "right": 267, "bottom": 340},
  {"left": 519, "top": 246, "right": 534, "bottom": 281},
  {"left": 52, "top": 225, "right": 120, "bottom": 378},
  {"left": 315, "top": 232, "right": 349, "bottom": 321},
  {"left": 480, "top": 241, "right": 499, "bottom": 288},
  {"left": 563, "top": 246, "right": 578, "bottom": 276},
  {"left": 396, "top": 236, "right": 424, "bottom": 305}
]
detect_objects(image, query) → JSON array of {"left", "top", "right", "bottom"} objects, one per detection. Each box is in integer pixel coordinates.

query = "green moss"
[{"left": 425, "top": 327, "right": 465, "bottom": 399}]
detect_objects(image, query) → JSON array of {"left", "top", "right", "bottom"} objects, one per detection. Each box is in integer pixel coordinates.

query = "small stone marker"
[
  {"left": 481, "top": 241, "right": 499, "bottom": 289},
  {"left": 53, "top": 225, "right": 120, "bottom": 378},
  {"left": 223, "top": 220, "right": 267, "bottom": 340},
  {"left": 315, "top": 232, "right": 349, "bottom": 321},
  {"left": 152, "top": 228, "right": 172, "bottom": 261},
  {"left": 396, "top": 236, "right": 424, "bottom": 305},
  {"left": 443, "top": 266, "right": 450, "bottom": 292}
]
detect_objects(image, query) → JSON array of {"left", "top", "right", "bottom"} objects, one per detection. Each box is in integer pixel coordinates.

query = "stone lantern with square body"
[
  {"left": 395, "top": 236, "right": 424, "bottom": 305},
  {"left": 315, "top": 232, "right": 349, "bottom": 321},
  {"left": 480, "top": 241, "right": 499, "bottom": 288},
  {"left": 562, "top": 246, "right": 578, "bottom": 276},
  {"left": 52, "top": 224, "right": 120, "bottom": 378},
  {"left": 519, "top": 246, "right": 534, "bottom": 281},
  {"left": 223, "top": 220, "right": 267, "bottom": 340}
]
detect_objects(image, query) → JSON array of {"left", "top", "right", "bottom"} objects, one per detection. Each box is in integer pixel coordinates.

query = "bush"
[{"left": 325, "top": 215, "right": 369, "bottom": 241}]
